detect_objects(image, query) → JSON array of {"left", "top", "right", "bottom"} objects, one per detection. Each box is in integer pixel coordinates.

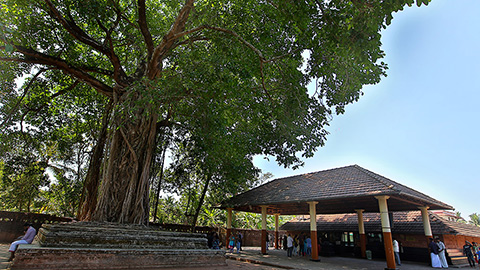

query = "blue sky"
[{"left": 254, "top": 0, "right": 480, "bottom": 220}]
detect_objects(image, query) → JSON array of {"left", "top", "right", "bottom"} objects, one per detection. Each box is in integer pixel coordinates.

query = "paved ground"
[
  {"left": 0, "top": 244, "right": 11, "bottom": 270},
  {"left": 0, "top": 244, "right": 282, "bottom": 270},
  {"left": 226, "top": 247, "right": 439, "bottom": 270},
  {"left": 0, "top": 244, "right": 469, "bottom": 270}
]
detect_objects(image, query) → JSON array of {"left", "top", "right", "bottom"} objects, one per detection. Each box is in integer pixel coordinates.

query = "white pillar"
[
  {"left": 375, "top": 196, "right": 391, "bottom": 232},
  {"left": 355, "top": 209, "right": 367, "bottom": 258},
  {"left": 274, "top": 214, "right": 279, "bottom": 249},
  {"left": 261, "top": 205, "right": 268, "bottom": 254},
  {"left": 227, "top": 208, "right": 233, "bottom": 229},
  {"left": 307, "top": 201, "right": 319, "bottom": 261},
  {"left": 261, "top": 206, "right": 267, "bottom": 230},
  {"left": 355, "top": 209, "right": 365, "bottom": 234},
  {"left": 375, "top": 195, "right": 395, "bottom": 269},
  {"left": 419, "top": 206, "right": 433, "bottom": 237}
]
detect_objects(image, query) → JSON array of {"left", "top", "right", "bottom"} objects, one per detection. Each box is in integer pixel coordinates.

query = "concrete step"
[
  {"left": 9, "top": 222, "right": 226, "bottom": 270},
  {"left": 11, "top": 245, "right": 226, "bottom": 270},
  {"left": 446, "top": 248, "right": 463, "bottom": 257},
  {"left": 449, "top": 255, "right": 470, "bottom": 267}
]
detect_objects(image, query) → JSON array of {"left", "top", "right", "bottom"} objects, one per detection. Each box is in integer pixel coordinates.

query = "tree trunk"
[
  {"left": 90, "top": 104, "right": 158, "bottom": 224},
  {"left": 190, "top": 174, "right": 211, "bottom": 232},
  {"left": 77, "top": 101, "right": 112, "bottom": 221}
]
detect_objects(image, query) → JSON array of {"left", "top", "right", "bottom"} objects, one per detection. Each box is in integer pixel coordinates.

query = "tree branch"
[
  {"left": 44, "top": 0, "right": 128, "bottom": 86},
  {"left": 0, "top": 69, "right": 47, "bottom": 131},
  {"left": 22, "top": 80, "right": 80, "bottom": 119},
  {"left": 8, "top": 44, "right": 113, "bottom": 97},
  {"left": 21, "top": 45, "right": 113, "bottom": 97},
  {"left": 201, "top": 25, "right": 266, "bottom": 61},
  {"left": 44, "top": 0, "right": 105, "bottom": 53},
  {"left": 147, "top": 0, "right": 195, "bottom": 79},
  {"left": 138, "top": 0, "right": 154, "bottom": 57}
]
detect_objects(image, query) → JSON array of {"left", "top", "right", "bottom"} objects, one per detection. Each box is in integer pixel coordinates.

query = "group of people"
[
  {"left": 206, "top": 231, "right": 221, "bottom": 250},
  {"left": 283, "top": 233, "right": 313, "bottom": 257},
  {"left": 227, "top": 231, "right": 243, "bottom": 253},
  {"left": 428, "top": 236, "right": 448, "bottom": 268},
  {"left": 462, "top": 240, "right": 480, "bottom": 268}
]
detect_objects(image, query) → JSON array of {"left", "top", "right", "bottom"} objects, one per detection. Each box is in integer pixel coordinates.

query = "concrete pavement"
[
  {"left": 227, "top": 247, "right": 437, "bottom": 270},
  {"left": 0, "top": 243, "right": 461, "bottom": 270}
]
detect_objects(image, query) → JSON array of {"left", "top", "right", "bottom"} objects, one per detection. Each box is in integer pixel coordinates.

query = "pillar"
[
  {"left": 355, "top": 209, "right": 367, "bottom": 258},
  {"left": 375, "top": 196, "right": 396, "bottom": 270},
  {"left": 419, "top": 206, "right": 433, "bottom": 244},
  {"left": 226, "top": 208, "right": 232, "bottom": 249},
  {"left": 308, "top": 201, "right": 320, "bottom": 261},
  {"left": 274, "top": 214, "right": 279, "bottom": 249},
  {"left": 261, "top": 205, "right": 268, "bottom": 254}
]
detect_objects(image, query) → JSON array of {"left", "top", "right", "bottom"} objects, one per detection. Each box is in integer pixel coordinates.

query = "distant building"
[
  {"left": 431, "top": 210, "right": 465, "bottom": 222},
  {"left": 281, "top": 210, "right": 480, "bottom": 267}
]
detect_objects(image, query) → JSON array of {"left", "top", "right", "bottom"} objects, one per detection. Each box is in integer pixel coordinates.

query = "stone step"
[
  {"left": 11, "top": 245, "right": 226, "bottom": 270},
  {"left": 449, "top": 255, "right": 469, "bottom": 266},
  {"left": 446, "top": 248, "right": 463, "bottom": 257},
  {"left": 37, "top": 222, "right": 207, "bottom": 249}
]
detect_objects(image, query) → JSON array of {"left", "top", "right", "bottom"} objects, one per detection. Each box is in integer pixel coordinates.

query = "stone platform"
[{"left": 10, "top": 222, "right": 226, "bottom": 269}]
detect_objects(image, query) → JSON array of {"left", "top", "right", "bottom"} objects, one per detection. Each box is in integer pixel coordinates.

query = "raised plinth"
[
  {"left": 11, "top": 222, "right": 226, "bottom": 269},
  {"left": 36, "top": 222, "right": 208, "bottom": 249}
]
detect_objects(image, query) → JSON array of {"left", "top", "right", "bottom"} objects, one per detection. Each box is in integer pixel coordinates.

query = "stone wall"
[
  {"left": 220, "top": 228, "right": 279, "bottom": 247},
  {"left": 0, "top": 211, "right": 73, "bottom": 243},
  {"left": 395, "top": 232, "right": 480, "bottom": 249}
]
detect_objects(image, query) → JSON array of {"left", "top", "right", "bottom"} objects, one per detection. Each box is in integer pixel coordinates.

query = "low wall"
[
  {"left": 219, "top": 228, "right": 280, "bottom": 247},
  {"left": 0, "top": 211, "right": 73, "bottom": 243}
]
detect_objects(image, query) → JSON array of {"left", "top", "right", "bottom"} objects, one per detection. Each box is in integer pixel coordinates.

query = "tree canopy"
[{"left": 0, "top": 0, "right": 430, "bottom": 224}]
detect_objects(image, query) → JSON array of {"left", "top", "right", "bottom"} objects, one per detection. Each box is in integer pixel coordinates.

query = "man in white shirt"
[
  {"left": 392, "top": 238, "right": 401, "bottom": 266},
  {"left": 8, "top": 223, "right": 36, "bottom": 261},
  {"left": 436, "top": 237, "right": 448, "bottom": 268},
  {"left": 287, "top": 234, "right": 294, "bottom": 257}
]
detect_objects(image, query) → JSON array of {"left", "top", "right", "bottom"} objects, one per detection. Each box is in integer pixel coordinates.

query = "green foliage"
[
  {"left": 469, "top": 213, "right": 480, "bottom": 227},
  {"left": 0, "top": 153, "right": 48, "bottom": 212},
  {"left": 39, "top": 167, "right": 83, "bottom": 217},
  {"left": 1, "top": 0, "right": 430, "bottom": 221}
]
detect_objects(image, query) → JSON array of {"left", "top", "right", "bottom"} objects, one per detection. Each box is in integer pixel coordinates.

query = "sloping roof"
[
  {"left": 220, "top": 165, "right": 453, "bottom": 215},
  {"left": 280, "top": 211, "right": 480, "bottom": 238}
]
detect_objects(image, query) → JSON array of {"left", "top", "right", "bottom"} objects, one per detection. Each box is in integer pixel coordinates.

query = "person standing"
[
  {"left": 392, "top": 238, "right": 401, "bottom": 266},
  {"left": 305, "top": 236, "right": 312, "bottom": 255},
  {"left": 266, "top": 233, "right": 270, "bottom": 251},
  {"left": 293, "top": 235, "right": 298, "bottom": 255},
  {"left": 235, "top": 232, "right": 241, "bottom": 253},
  {"left": 287, "top": 234, "right": 294, "bottom": 257},
  {"left": 298, "top": 234, "right": 305, "bottom": 256},
  {"left": 212, "top": 233, "right": 220, "bottom": 249},
  {"left": 228, "top": 234, "right": 235, "bottom": 253},
  {"left": 428, "top": 237, "right": 442, "bottom": 268},
  {"left": 473, "top": 242, "right": 478, "bottom": 263},
  {"left": 463, "top": 241, "right": 475, "bottom": 268},
  {"left": 436, "top": 237, "right": 448, "bottom": 268},
  {"left": 8, "top": 223, "right": 36, "bottom": 261}
]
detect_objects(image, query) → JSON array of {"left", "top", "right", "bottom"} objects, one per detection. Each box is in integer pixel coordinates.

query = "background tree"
[
  {"left": 455, "top": 211, "right": 467, "bottom": 224},
  {"left": 469, "top": 213, "right": 480, "bottom": 227},
  {"left": 1, "top": 0, "right": 430, "bottom": 224}
]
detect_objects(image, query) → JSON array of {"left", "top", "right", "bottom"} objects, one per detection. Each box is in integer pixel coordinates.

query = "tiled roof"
[
  {"left": 280, "top": 211, "right": 480, "bottom": 237},
  {"left": 220, "top": 165, "right": 453, "bottom": 215}
]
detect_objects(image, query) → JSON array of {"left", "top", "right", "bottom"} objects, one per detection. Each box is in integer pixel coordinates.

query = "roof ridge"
[
  {"left": 278, "top": 164, "right": 359, "bottom": 180},
  {"left": 352, "top": 165, "right": 452, "bottom": 209}
]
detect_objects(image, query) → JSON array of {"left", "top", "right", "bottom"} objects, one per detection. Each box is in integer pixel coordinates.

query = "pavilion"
[{"left": 219, "top": 165, "right": 453, "bottom": 270}]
